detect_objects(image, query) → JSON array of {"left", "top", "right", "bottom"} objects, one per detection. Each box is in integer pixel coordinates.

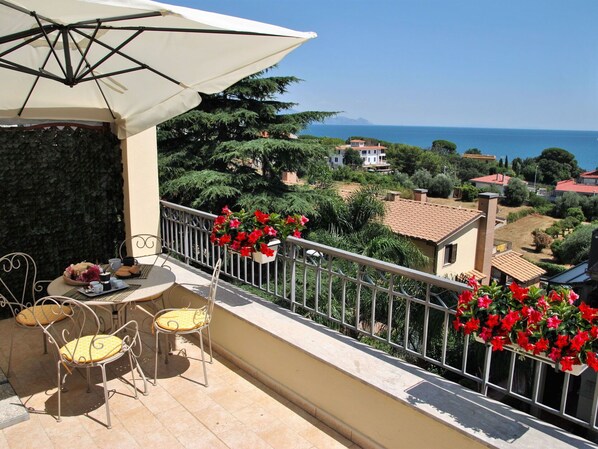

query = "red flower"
[
  {"left": 559, "top": 357, "right": 575, "bottom": 372},
  {"left": 231, "top": 240, "right": 241, "bottom": 251},
  {"left": 549, "top": 347, "right": 562, "bottom": 362},
  {"left": 235, "top": 231, "right": 247, "bottom": 242},
  {"left": 222, "top": 205, "right": 232, "bottom": 215},
  {"left": 549, "top": 290, "right": 563, "bottom": 302},
  {"left": 248, "top": 229, "right": 263, "bottom": 244},
  {"left": 568, "top": 290, "right": 580, "bottom": 305},
  {"left": 229, "top": 218, "right": 241, "bottom": 229},
  {"left": 571, "top": 331, "right": 590, "bottom": 352},
  {"left": 300, "top": 215, "right": 309, "bottom": 226},
  {"left": 580, "top": 303, "right": 597, "bottom": 322},
  {"left": 453, "top": 318, "right": 463, "bottom": 331},
  {"left": 215, "top": 215, "right": 227, "bottom": 225},
  {"left": 293, "top": 229, "right": 302, "bottom": 238},
  {"left": 463, "top": 318, "right": 480, "bottom": 335},
  {"left": 534, "top": 338, "right": 549, "bottom": 355},
  {"left": 458, "top": 290, "right": 473, "bottom": 305},
  {"left": 240, "top": 246, "right": 253, "bottom": 257},
  {"left": 486, "top": 314, "right": 500, "bottom": 328},
  {"left": 491, "top": 336, "right": 506, "bottom": 351},
  {"left": 556, "top": 334, "right": 569, "bottom": 349},
  {"left": 480, "top": 327, "right": 493, "bottom": 341},
  {"left": 259, "top": 243, "right": 275, "bottom": 257},
  {"left": 286, "top": 216, "right": 297, "bottom": 225},
  {"left": 517, "top": 331, "right": 531, "bottom": 350},
  {"left": 501, "top": 311, "right": 520, "bottom": 331},
  {"left": 219, "top": 234, "right": 232, "bottom": 245},
  {"left": 591, "top": 326, "right": 598, "bottom": 339},
  {"left": 254, "top": 210, "right": 270, "bottom": 224},
  {"left": 586, "top": 351, "right": 598, "bottom": 371},
  {"left": 263, "top": 225, "right": 277, "bottom": 237},
  {"left": 477, "top": 295, "right": 492, "bottom": 309},
  {"left": 509, "top": 282, "right": 529, "bottom": 302},
  {"left": 546, "top": 316, "right": 562, "bottom": 329}
]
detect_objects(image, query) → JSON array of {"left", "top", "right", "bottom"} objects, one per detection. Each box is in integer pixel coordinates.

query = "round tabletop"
[{"left": 48, "top": 265, "right": 176, "bottom": 306}]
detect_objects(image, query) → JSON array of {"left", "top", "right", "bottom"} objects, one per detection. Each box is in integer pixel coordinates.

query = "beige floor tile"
[
  {"left": 155, "top": 405, "right": 228, "bottom": 449},
  {"left": 299, "top": 424, "right": 354, "bottom": 449},
  {"left": 0, "top": 431, "right": 9, "bottom": 449},
  {"left": 217, "top": 426, "right": 274, "bottom": 449},
  {"left": 137, "top": 384, "right": 179, "bottom": 415},
  {"left": 255, "top": 420, "right": 313, "bottom": 449},
  {"left": 208, "top": 387, "right": 255, "bottom": 413},
  {"left": 194, "top": 402, "right": 243, "bottom": 436},
  {"left": 2, "top": 415, "right": 52, "bottom": 449}
]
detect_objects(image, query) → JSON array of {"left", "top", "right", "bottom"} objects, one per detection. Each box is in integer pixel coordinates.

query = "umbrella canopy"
[{"left": 0, "top": 0, "right": 316, "bottom": 138}]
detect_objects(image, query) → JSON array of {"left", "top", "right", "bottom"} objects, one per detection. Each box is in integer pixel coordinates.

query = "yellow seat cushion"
[
  {"left": 60, "top": 335, "right": 123, "bottom": 364},
  {"left": 155, "top": 309, "right": 208, "bottom": 332},
  {"left": 16, "top": 304, "right": 72, "bottom": 326}
]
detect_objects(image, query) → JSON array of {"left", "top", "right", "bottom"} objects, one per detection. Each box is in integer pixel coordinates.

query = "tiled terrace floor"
[{"left": 0, "top": 314, "right": 361, "bottom": 449}]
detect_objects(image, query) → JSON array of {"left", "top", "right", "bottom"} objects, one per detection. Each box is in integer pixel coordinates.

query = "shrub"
[
  {"left": 428, "top": 174, "right": 454, "bottom": 198},
  {"left": 503, "top": 177, "right": 529, "bottom": 206},
  {"left": 566, "top": 207, "right": 586, "bottom": 224},
  {"left": 527, "top": 193, "right": 550, "bottom": 209},
  {"left": 531, "top": 229, "right": 553, "bottom": 252},
  {"left": 545, "top": 222, "right": 563, "bottom": 238},
  {"left": 411, "top": 168, "right": 433, "bottom": 189},
  {"left": 460, "top": 184, "right": 479, "bottom": 202},
  {"left": 554, "top": 192, "right": 588, "bottom": 218}
]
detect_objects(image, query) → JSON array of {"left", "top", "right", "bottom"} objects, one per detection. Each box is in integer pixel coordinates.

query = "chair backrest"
[
  {"left": 0, "top": 252, "right": 40, "bottom": 316},
  {"left": 119, "top": 234, "right": 170, "bottom": 267},
  {"left": 197, "top": 258, "right": 222, "bottom": 322},
  {"left": 34, "top": 296, "right": 129, "bottom": 365}
]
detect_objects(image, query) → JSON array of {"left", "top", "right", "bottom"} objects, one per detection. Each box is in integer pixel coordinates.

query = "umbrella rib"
[
  {"left": 0, "top": 31, "right": 46, "bottom": 59},
  {"left": 71, "top": 28, "right": 181, "bottom": 87},
  {"left": 17, "top": 32, "right": 62, "bottom": 116},
  {"left": 77, "top": 29, "right": 144, "bottom": 81},
  {"left": 68, "top": 30, "right": 117, "bottom": 120},
  {"left": 71, "top": 23, "right": 101, "bottom": 79},
  {"left": 0, "top": 24, "right": 58, "bottom": 46},
  {"left": 32, "top": 13, "right": 68, "bottom": 80},
  {"left": 0, "top": 59, "right": 62, "bottom": 82},
  {"left": 71, "top": 11, "right": 163, "bottom": 27}
]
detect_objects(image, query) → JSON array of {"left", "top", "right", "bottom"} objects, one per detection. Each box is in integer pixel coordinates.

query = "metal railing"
[{"left": 160, "top": 200, "right": 598, "bottom": 433}]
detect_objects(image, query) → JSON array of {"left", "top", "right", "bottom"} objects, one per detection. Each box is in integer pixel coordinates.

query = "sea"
[{"left": 303, "top": 124, "right": 598, "bottom": 171}]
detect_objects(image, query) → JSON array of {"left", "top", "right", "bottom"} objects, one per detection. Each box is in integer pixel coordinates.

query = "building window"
[{"left": 444, "top": 244, "right": 458, "bottom": 265}]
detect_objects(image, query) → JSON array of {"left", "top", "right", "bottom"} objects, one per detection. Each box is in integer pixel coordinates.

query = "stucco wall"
[{"left": 435, "top": 224, "right": 479, "bottom": 278}]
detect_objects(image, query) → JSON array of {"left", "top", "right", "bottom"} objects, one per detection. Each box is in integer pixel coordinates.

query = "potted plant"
[
  {"left": 210, "top": 206, "right": 309, "bottom": 263},
  {"left": 453, "top": 278, "right": 598, "bottom": 375}
]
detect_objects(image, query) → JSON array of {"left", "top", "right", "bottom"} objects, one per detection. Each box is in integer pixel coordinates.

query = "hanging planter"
[
  {"left": 454, "top": 279, "right": 598, "bottom": 375},
  {"left": 211, "top": 207, "right": 308, "bottom": 263}
]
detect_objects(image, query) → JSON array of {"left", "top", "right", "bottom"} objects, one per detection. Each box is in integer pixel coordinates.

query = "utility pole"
[{"left": 533, "top": 166, "right": 538, "bottom": 193}]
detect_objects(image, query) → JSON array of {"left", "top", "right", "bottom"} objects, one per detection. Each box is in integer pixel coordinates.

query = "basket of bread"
[
  {"left": 63, "top": 262, "right": 102, "bottom": 286},
  {"left": 115, "top": 264, "right": 141, "bottom": 279}
]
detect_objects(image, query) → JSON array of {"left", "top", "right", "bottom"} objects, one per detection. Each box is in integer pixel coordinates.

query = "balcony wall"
[{"left": 163, "top": 257, "right": 593, "bottom": 449}]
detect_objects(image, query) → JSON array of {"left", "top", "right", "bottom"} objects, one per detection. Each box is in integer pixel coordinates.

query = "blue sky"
[{"left": 174, "top": 1, "right": 598, "bottom": 130}]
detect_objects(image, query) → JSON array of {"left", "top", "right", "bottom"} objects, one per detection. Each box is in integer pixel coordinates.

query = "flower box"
[
  {"left": 473, "top": 335, "right": 588, "bottom": 376},
  {"left": 211, "top": 207, "right": 307, "bottom": 261},
  {"left": 454, "top": 279, "right": 598, "bottom": 375}
]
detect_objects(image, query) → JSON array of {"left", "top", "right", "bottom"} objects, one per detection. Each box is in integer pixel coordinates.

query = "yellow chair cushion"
[
  {"left": 60, "top": 335, "right": 123, "bottom": 364},
  {"left": 155, "top": 309, "right": 208, "bottom": 332},
  {"left": 16, "top": 304, "right": 72, "bottom": 326}
]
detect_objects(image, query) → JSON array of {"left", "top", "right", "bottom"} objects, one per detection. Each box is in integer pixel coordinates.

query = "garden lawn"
[{"left": 494, "top": 214, "right": 559, "bottom": 264}]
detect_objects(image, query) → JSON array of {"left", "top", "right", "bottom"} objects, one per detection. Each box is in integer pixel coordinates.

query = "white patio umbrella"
[{"left": 0, "top": 0, "right": 316, "bottom": 138}]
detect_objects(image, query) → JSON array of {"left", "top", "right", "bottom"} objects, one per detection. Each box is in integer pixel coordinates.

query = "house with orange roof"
[
  {"left": 469, "top": 173, "right": 526, "bottom": 195},
  {"left": 554, "top": 170, "right": 598, "bottom": 197},
  {"left": 383, "top": 189, "right": 495, "bottom": 282},
  {"left": 331, "top": 139, "right": 390, "bottom": 170},
  {"left": 381, "top": 189, "right": 545, "bottom": 285}
]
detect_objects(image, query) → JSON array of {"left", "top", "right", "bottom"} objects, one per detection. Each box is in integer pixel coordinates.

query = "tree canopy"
[{"left": 157, "top": 71, "right": 336, "bottom": 216}]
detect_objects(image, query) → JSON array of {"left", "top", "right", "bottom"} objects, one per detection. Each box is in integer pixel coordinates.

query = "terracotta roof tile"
[
  {"left": 491, "top": 251, "right": 546, "bottom": 283},
  {"left": 555, "top": 179, "right": 598, "bottom": 194},
  {"left": 384, "top": 199, "right": 482, "bottom": 244},
  {"left": 457, "top": 269, "right": 487, "bottom": 282},
  {"left": 469, "top": 174, "right": 526, "bottom": 185}
]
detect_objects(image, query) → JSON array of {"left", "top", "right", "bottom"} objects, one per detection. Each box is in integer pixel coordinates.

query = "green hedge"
[
  {"left": 506, "top": 207, "right": 536, "bottom": 223},
  {"left": 0, "top": 126, "right": 125, "bottom": 284},
  {"left": 534, "top": 261, "right": 568, "bottom": 277}
]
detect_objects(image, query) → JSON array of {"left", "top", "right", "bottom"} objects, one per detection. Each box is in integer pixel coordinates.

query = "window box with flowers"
[
  {"left": 210, "top": 207, "right": 309, "bottom": 264},
  {"left": 453, "top": 279, "right": 598, "bottom": 376}
]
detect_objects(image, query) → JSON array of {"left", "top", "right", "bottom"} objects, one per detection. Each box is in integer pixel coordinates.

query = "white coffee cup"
[
  {"left": 89, "top": 281, "right": 103, "bottom": 293},
  {"left": 109, "top": 258, "right": 122, "bottom": 271}
]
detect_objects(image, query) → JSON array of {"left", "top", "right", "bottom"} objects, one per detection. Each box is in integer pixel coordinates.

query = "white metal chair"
[
  {"left": 118, "top": 234, "right": 171, "bottom": 269},
  {"left": 152, "top": 259, "right": 221, "bottom": 386},
  {"left": 0, "top": 252, "right": 64, "bottom": 377},
  {"left": 34, "top": 296, "right": 147, "bottom": 429}
]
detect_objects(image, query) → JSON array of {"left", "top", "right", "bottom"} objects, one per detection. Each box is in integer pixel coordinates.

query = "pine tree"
[{"left": 157, "top": 71, "right": 336, "bottom": 215}]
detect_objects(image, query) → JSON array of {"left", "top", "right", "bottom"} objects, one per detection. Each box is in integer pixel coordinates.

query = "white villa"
[{"left": 331, "top": 139, "right": 390, "bottom": 170}]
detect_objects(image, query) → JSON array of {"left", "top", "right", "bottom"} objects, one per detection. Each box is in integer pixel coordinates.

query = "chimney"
[
  {"left": 386, "top": 191, "right": 400, "bottom": 201},
  {"left": 475, "top": 192, "right": 499, "bottom": 285},
  {"left": 413, "top": 188, "right": 428, "bottom": 203}
]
